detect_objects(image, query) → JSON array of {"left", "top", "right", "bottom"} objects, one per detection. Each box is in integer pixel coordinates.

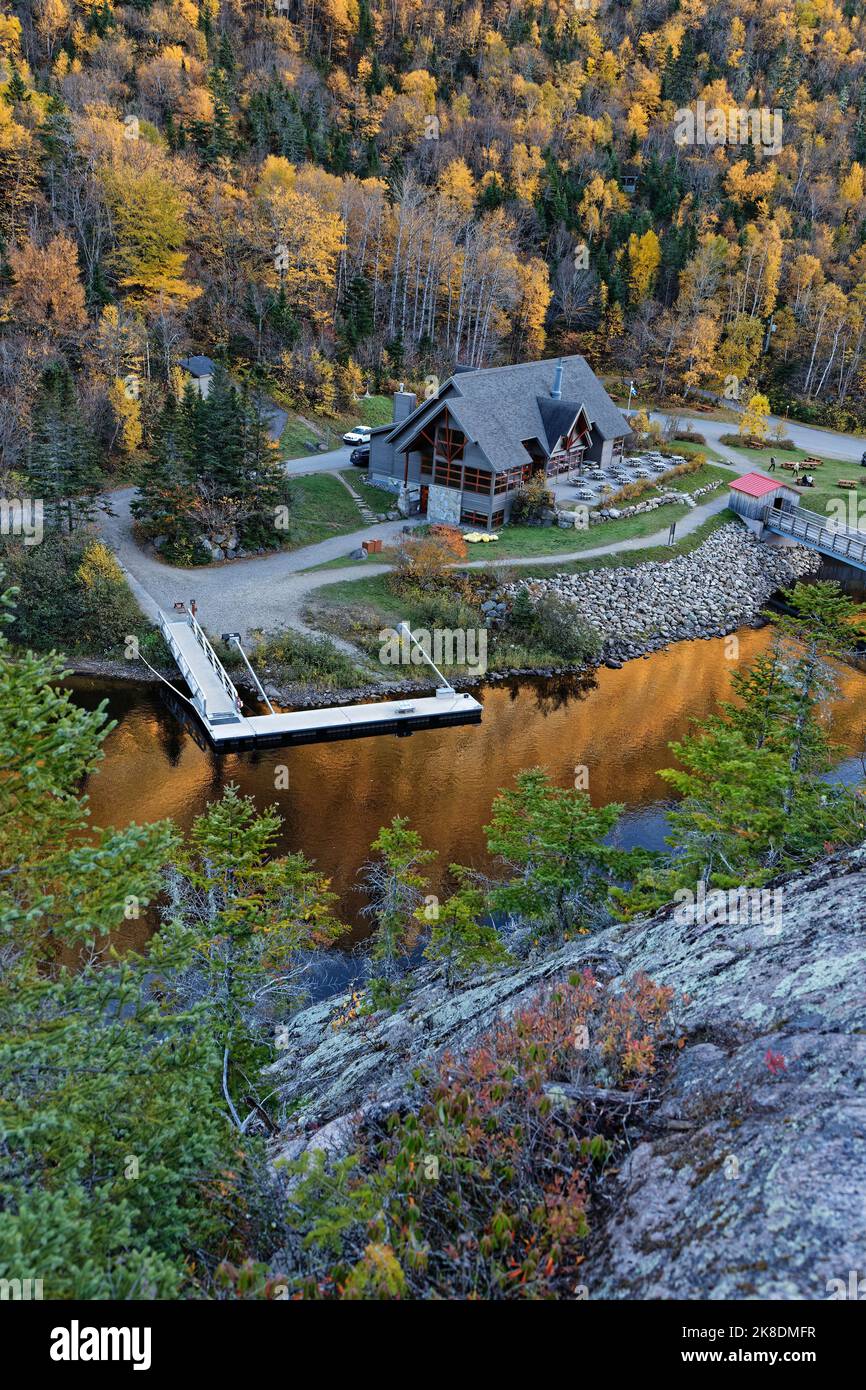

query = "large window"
[
  {"left": 493, "top": 463, "right": 533, "bottom": 494},
  {"left": 434, "top": 421, "right": 465, "bottom": 462},
  {"left": 433, "top": 459, "right": 462, "bottom": 488},
  {"left": 547, "top": 445, "right": 585, "bottom": 477},
  {"left": 461, "top": 507, "right": 505, "bottom": 529},
  {"left": 462, "top": 465, "right": 492, "bottom": 494}
]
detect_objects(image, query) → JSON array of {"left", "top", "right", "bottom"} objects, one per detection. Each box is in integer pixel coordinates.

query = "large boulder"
[{"left": 267, "top": 842, "right": 866, "bottom": 1299}]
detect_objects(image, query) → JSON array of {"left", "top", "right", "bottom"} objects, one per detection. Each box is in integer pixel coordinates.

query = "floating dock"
[{"left": 157, "top": 610, "right": 482, "bottom": 751}]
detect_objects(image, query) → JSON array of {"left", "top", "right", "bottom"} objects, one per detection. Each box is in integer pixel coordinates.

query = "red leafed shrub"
[{"left": 285, "top": 970, "right": 676, "bottom": 1300}]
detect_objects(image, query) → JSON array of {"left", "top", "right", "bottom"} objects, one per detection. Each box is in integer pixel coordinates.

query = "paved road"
[
  {"left": 283, "top": 444, "right": 357, "bottom": 477},
  {"left": 97, "top": 486, "right": 410, "bottom": 646},
  {"left": 650, "top": 409, "right": 865, "bottom": 463},
  {"left": 98, "top": 416, "right": 866, "bottom": 647}
]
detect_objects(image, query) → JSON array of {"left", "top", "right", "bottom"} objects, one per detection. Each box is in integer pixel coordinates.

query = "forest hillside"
[{"left": 2, "top": 0, "right": 865, "bottom": 493}]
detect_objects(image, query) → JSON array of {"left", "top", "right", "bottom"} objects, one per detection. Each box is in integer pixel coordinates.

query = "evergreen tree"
[
  {"left": 484, "top": 769, "right": 627, "bottom": 941},
  {"left": 160, "top": 785, "right": 347, "bottom": 1126},
  {"left": 422, "top": 878, "right": 511, "bottom": 989},
  {"left": 361, "top": 818, "right": 437, "bottom": 1009},
  {"left": 626, "top": 583, "right": 866, "bottom": 911},
  {"left": 26, "top": 368, "right": 101, "bottom": 534},
  {"left": 340, "top": 274, "right": 374, "bottom": 351}
]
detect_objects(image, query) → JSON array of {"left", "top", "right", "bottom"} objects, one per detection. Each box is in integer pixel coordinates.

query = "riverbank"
[
  {"left": 63, "top": 523, "right": 822, "bottom": 708},
  {"left": 497, "top": 522, "right": 821, "bottom": 665}
]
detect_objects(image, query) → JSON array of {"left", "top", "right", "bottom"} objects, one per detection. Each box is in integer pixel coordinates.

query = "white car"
[{"left": 342, "top": 425, "right": 371, "bottom": 445}]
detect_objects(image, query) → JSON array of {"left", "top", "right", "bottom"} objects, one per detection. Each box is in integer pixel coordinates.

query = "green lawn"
[
  {"left": 658, "top": 438, "right": 725, "bottom": 462},
  {"left": 339, "top": 470, "right": 396, "bottom": 504},
  {"left": 278, "top": 395, "right": 392, "bottom": 458},
  {"left": 284, "top": 473, "right": 367, "bottom": 549},
  {"left": 724, "top": 446, "right": 865, "bottom": 517},
  {"left": 467, "top": 501, "right": 690, "bottom": 560},
  {"left": 300, "top": 547, "right": 401, "bottom": 575},
  {"left": 481, "top": 511, "right": 734, "bottom": 581}
]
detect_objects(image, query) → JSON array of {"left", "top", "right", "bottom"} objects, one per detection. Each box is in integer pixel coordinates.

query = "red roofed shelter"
[{"left": 727, "top": 471, "right": 801, "bottom": 533}]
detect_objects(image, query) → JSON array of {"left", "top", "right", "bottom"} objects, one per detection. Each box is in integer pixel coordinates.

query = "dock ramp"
[{"left": 156, "top": 609, "right": 482, "bottom": 750}]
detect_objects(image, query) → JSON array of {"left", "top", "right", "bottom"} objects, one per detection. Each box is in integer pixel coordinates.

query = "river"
[{"left": 67, "top": 623, "right": 866, "bottom": 952}]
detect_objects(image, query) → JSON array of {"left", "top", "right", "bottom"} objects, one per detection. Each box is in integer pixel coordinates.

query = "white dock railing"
[
  {"left": 187, "top": 610, "right": 243, "bottom": 710},
  {"left": 157, "top": 610, "right": 243, "bottom": 724}
]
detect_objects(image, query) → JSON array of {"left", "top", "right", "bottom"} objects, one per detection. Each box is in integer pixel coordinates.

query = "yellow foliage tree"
[
  {"left": 627, "top": 229, "right": 661, "bottom": 303},
  {"left": 108, "top": 378, "right": 143, "bottom": 454},
  {"left": 740, "top": 393, "right": 771, "bottom": 442}
]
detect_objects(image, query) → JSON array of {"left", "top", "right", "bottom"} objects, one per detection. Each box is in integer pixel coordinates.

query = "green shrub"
[
  {"left": 510, "top": 475, "right": 555, "bottom": 524},
  {"left": 1, "top": 535, "right": 166, "bottom": 662},
  {"left": 284, "top": 971, "right": 675, "bottom": 1299},
  {"left": 242, "top": 629, "right": 363, "bottom": 688},
  {"left": 533, "top": 593, "right": 602, "bottom": 664}
]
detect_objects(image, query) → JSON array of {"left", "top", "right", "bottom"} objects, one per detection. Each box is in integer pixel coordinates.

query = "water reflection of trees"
[{"left": 504, "top": 672, "right": 598, "bottom": 715}]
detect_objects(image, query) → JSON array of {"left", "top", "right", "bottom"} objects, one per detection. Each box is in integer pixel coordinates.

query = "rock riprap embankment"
[{"left": 501, "top": 521, "right": 821, "bottom": 662}]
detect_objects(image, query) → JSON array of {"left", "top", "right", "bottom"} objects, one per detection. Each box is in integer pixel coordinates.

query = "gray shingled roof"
[
  {"left": 180, "top": 355, "right": 217, "bottom": 377},
  {"left": 386, "top": 356, "right": 628, "bottom": 472}
]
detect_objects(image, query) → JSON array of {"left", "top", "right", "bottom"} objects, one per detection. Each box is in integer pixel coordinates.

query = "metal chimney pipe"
[{"left": 551, "top": 359, "right": 563, "bottom": 400}]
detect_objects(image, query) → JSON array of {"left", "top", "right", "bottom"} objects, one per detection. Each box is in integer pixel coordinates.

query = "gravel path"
[{"left": 95, "top": 417, "right": 863, "bottom": 642}]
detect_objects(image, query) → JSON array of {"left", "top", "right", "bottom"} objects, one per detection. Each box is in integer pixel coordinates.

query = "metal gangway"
[
  {"left": 763, "top": 503, "right": 866, "bottom": 575},
  {"left": 155, "top": 610, "right": 482, "bottom": 751},
  {"left": 157, "top": 609, "right": 246, "bottom": 726}
]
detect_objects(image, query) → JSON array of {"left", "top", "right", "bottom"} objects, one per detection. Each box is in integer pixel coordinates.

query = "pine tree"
[
  {"left": 361, "top": 818, "right": 437, "bottom": 1009},
  {"left": 484, "top": 769, "right": 626, "bottom": 940},
  {"left": 422, "top": 879, "right": 511, "bottom": 989},
  {"left": 26, "top": 368, "right": 101, "bottom": 534}
]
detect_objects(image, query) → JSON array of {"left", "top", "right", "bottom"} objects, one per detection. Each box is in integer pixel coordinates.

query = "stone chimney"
[
  {"left": 550, "top": 358, "right": 564, "bottom": 401},
  {"left": 392, "top": 384, "right": 417, "bottom": 423}
]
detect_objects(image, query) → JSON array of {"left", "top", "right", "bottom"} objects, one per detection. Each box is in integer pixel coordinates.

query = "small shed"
[
  {"left": 179, "top": 354, "right": 217, "bottom": 399},
  {"left": 728, "top": 471, "right": 800, "bottom": 534}
]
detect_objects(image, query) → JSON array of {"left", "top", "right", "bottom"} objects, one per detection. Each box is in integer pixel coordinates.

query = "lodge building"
[{"left": 369, "top": 355, "right": 631, "bottom": 529}]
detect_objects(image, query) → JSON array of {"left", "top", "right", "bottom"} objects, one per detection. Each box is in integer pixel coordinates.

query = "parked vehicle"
[
  {"left": 342, "top": 424, "right": 371, "bottom": 445},
  {"left": 860, "top": 450, "right": 866, "bottom": 466},
  {"left": 350, "top": 446, "right": 370, "bottom": 467}
]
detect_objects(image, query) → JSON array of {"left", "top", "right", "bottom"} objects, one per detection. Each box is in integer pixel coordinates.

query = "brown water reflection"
[{"left": 70, "top": 625, "right": 866, "bottom": 935}]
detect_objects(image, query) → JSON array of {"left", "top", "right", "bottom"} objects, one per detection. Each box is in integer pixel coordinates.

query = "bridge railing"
[
  {"left": 157, "top": 609, "right": 242, "bottom": 722},
  {"left": 187, "top": 610, "right": 243, "bottom": 710},
  {"left": 765, "top": 504, "right": 866, "bottom": 565}
]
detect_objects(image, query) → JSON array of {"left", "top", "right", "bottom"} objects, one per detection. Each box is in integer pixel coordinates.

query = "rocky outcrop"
[
  {"left": 500, "top": 521, "right": 821, "bottom": 662},
  {"left": 268, "top": 841, "right": 866, "bottom": 1299}
]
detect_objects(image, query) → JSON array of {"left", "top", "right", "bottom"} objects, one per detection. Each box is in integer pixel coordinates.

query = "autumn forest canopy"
[{"left": 1, "top": 0, "right": 866, "bottom": 492}]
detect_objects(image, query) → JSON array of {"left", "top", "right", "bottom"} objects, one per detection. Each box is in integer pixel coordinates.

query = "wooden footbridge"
[
  {"left": 762, "top": 503, "right": 866, "bottom": 574},
  {"left": 156, "top": 609, "right": 482, "bottom": 751},
  {"left": 727, "top": 474, "right": 866, "bottom": 575}
]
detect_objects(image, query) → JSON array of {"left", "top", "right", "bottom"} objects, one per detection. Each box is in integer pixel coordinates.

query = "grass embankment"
[
  {"left": 286, "top": 473, "right": 369, "bottom": 549},
  {"left": 465, "top": 501, "right": 691, "bottom": 560},
  {"left": 218, "top": 626, "right": 369, "bottom": 694},
  {"left": 305, "top": 570, "right": 591, "bottom": 677},
  {"left": 479, "top": 511, "right": 734, "bottom": 582},
  {"left": 278, "top": 395, "right": 392, "bottom": 457},
  {"left": 303, "top": 514, "right": 737, "bottom": 680},
  {"left": 339, "top": 469, "right": 397, "bottom": 504}
]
